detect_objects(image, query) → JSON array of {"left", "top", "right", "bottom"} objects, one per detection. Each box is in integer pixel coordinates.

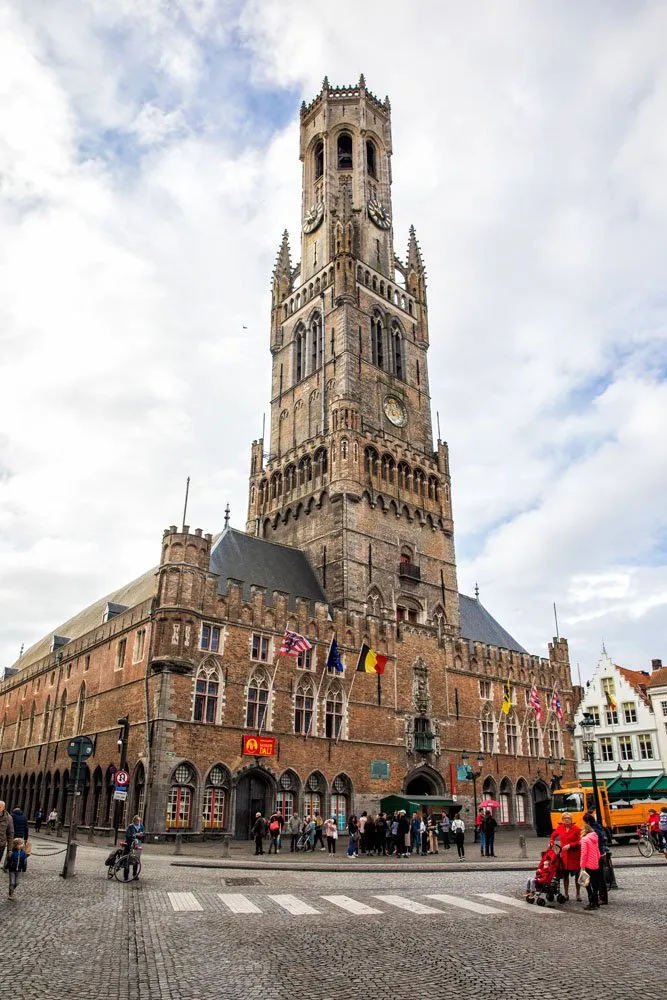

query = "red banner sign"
[{"left": 242, "top": 735, "right": 276, "bottom": 757}]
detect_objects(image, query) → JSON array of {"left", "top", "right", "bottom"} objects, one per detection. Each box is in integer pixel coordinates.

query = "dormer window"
[
  {"left": 314, "top": 141, "right": 324, "bottom": 179},
  {"left": 337, "top": 132, "right": 353, "bottom": 170},
  {"left": 366, "top": 140, "right": 377, "bottom": 178}
]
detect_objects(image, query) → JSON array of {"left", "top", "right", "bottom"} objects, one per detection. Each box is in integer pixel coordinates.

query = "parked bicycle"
[{"left": 105, "top": 842, "right": 143, "bottom": 881}]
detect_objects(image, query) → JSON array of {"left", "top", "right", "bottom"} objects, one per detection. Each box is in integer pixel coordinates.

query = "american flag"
[
  {"left": 279, "top": 629, "right": 312, "bottom": 657},
  {"left": 551, "top": 689, "right": 563, "bottom": 723},
  {"left": 530, "top": 683, "right": 543, "bottom": 722}
]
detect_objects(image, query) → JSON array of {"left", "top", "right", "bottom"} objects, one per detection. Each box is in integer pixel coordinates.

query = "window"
[
  {"left": 26, "top": 702, "right": 36, "bottom": 744},
  {"left": 331, "top": 793, "right": 348, "bottom": 831},
  {"left": 588, "top": 707, "right": 601, "bottom": 726},
  {"left": 193, "top": 662, "right": 222, "bottom": 724},
  {"left": 499, "top": 793, "right": 511, "bottom": 825},
  {"left": 84, "top": 654, "right": 90, "bottom": 672},
  {"left": 479, "top": 680, "right": 491, "bottom": 700},
  {"left": 276, "top": 790, "right": 294, "bottom": 820},
  {"left": 599, "top": 737, "right": 614, "bottom": 761},
  {"left": 133, "top": 630, "right": 146, "bottom": 662},
  {"left": 166, "top": 786, "right": 192, "bottom": 829},
  {"left": 74, "top": 684, "right": 86, "bottom": 735},
  {"left": 251, "top": 634, "right": 270, "bottom": 662},
  {"left": 325, "top": 684, "right": 343, "bottom": 739},
  {"left": 57, "top": 690, "right": 67, "bottom": 738},
  {"left": 337, "top": 132, "right": 352, "bottom": 169},
  {"left": 202, "top": 786, "right": 227, "bottom": 829},
  {"left": 42, "top": 696, "right": 51, "bottom": 740},
  {"left": 601, "top": 677, "right": 616, "bottom": 698},
  {"left": 605, "top": 708, "right": 619, "bottom": 726},
  {"left": 527, "top": 721, "right": 541, "bottom": 757},
  {"left": 314, "top": 140, "right": 324, "bottom": 179},
  {"left": 201, "top": 624, "right": 221, "bottom": 652},
  {"left": 366, "top": 139, "right": 377, "bottom": 177},
  {"left": 618, "top": 736, "right": 633, "bottom": 761},
  {"left": 515, "top": 793, "right": 526, "bottom": 824},
  {"left": 294, "top": 326, "right": 306, "bottom": 382},
  {"left": 246, "top": 672, "right": 269, "bottom": 729},
  {"left": 294, "top": 679, "right": 314, "bottom": 735},
  {"left": 548, "top": 722, "right": 562, "bottom": 759},
  {"left": 310, "top": 314, "right": 322, "bottom": 372},
  {"left": 661, "top": 701, "right": 667, "bottom": 717},
  {"left": 115, "top": 638, "right": 127, "bottom": 671},
  {"left": 66, "top": 664, "right": 72, "bottom": 680},
  {"left": 481, "top": 709, "right": 495, "bottom": 753},
  {"left": 638, "top": 734, "right": 654, "bottom": 760},
  {"left": 506, "top": 714, "right": 519, "bottom": 755},
  {"left": 297, "top": 647, "right": 314, "bottom": 671},
  {"left": 622, "top": 702, "right": 637, "bottom": 724},
  {"left": 391, "top": 325, "right": 403, "bottom": 380},
  {"left": 371, "top": 317, "right": 384, "bottom": 369}
]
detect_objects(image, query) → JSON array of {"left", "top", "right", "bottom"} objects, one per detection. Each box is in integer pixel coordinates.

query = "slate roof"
[
  {"left": 210, "top": 528, "right": 328, "bottom": 612},
  {"left": 458, "top": 593, "right": 527, "bottom": 654}
]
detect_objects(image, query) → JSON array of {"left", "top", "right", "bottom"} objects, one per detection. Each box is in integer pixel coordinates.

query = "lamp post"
[
  {"left": 548, "top": 756, "right": 567, "bottom": 790},
  {"left": 580, "top": 712, "right": 604, "bottom": 826},
  {"left": 462, "top": 751, "right": 484, "bottom": 842},
  {"left": 616, "top": 762, "right": 633, "bottom": 804}
]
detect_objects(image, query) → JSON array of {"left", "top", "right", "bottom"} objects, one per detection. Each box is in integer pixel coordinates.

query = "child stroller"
[{"left": 525, "top": 843, "right": 566, "bottom": 906}]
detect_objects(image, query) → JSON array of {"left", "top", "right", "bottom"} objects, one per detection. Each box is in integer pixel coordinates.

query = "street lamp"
[
  {"left": 580, "top": 712, "right": 604, "bottom": 826},
  {"left": 616, "top": 762, "right": 633, "bottom": 804},
  {"left": 462, "top": 751, "right": 485, "bottom": 842},
  {"left": 548, "top": 755, "right": 566, "bottom": 790}
]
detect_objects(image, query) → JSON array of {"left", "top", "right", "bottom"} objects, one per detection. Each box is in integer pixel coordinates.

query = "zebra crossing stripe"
[
  {"left": 217, "top": 893, "right": 262, "bottom": 913},
  {"left": 425, "top": 893, "right": 505, "bottom": 915},
  {"left": 321, "top": 895, "right": 383, "bottom": 915},
  {"left": 373, "top": 895, "right": 444, "bottom": 914},
  {"left": 269, "top": 894, "right": 320, "bottom": 915},
  {"left": 168, "top": 892, "right": 203, "bottom": 912},
  {"left": 477, "top": 893, "right": 563, "bottom": 914}
]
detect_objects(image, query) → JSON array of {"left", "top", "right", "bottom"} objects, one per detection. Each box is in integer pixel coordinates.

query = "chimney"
[{"left": 651, "top": 658, "right": 663, "bottom": 673}]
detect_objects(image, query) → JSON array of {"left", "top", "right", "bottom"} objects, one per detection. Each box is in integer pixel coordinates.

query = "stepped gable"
[
  {"left": 646, "top": 666, "right": 667, "bottom": 688},
  {"left": 617, "top": 665, "right": 651, "bottom": 704},
  {"left": 209, "top": 527, "right": 328, "bottom": 613},
  {"left": 458, "top": 593, "right": 527, "bottom": 654},
  {"left": 10, "top": 565, "right": 158, "bottom": 672}
]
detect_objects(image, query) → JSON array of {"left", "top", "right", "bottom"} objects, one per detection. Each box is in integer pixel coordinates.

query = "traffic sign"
[
  {"left": 67, "top": 736, "right": 94, "bottom": 760},
  {"left": 113, "top": 789, "right": 128, "bottom": 801},
  {"left": 115, "top": 769, "right": 130, "bottom": 787}
]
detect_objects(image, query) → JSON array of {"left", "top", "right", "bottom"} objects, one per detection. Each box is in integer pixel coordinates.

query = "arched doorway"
[
  {"left": 234, "top": 769, "right": 274, "bottom": 840},
  {"left": 532, "top": 779, "right": 552, "bottom": 836},
  {"left": 403, "top": 765, "right": 445, "bottom": 797}
]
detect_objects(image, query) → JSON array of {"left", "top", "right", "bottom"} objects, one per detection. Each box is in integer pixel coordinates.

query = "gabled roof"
[
  {"left": 458, "top": 594, "right": 527, "bottom": 654},
  {"left": 617, "top": 666, "right": 651, "bottom": 705},
  {"left": 209, "top": 528, "right": 328, "bottom": 612},
  {"left": 646, "top": 666, "right": 667, "bottom": 690}
]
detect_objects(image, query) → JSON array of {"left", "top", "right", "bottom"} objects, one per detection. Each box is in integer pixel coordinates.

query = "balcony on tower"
[
  {"left": 413, "top": 717, "right": 434, "bottom": 753},
  {"left": 398, "top": 561, "right": 420, "bottom": 582}
]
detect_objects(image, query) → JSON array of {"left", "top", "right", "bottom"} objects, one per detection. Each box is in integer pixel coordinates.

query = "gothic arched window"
[
  {"left": 527, "top": 720, "right": 542, "bottom": 757},
  {"left": 246, "top": 671, "right": 269, "bottom": 729},
  {"left": 391, "top": 324, "right": 404, "bottom": 380},
  {"left": 325, "top": 682, "right": 344, "bottom": 739},
  {"left": 548, "top": 720, "right": 562, "bottom": 759},
  {"left": 294, "top": 325, "right": 306, "bottom": 382},
  {"left": 310, "top": 313, "right": 322, "bottom": 372},
  {"left": 505, "top": 711, "right": 520, "bottom": 755},
  {"left": 74, "top": 684, "right": 86, "bottom": 735},
  {"left": 298, "top": 455, "right": 312, "bottom": 485},
  {"left": 481, "top": 705, "right": 496, "bottom": 754},
  {"left": 413, "top": 468, "right": 425, "bottom": 497},
  {"left": 314, "top": 140, "right": 324, "bottom": 179},
  {"left": 337, "top": 132, "right": 353, "bottom": 169},
  {"left": 27, "top": 702, "right": 36, "bottom": 744},
  {"left": 42, "top": 696, "right": 51, "bottom": 741},
  {"left": 57, "top": 689, "right": 67, "bottom": 738},
  {"left": 381, "top": 454, "right": 395, "bottom": 484},
  {"left": 193, "top": 661, "right": 223, "bottom": 725},
  {"left": 371, "top": 316, "right": 384, "bottom": 369},
  {"left": 364, "top": 446, "right": 379, "bottom": 478},
  {"left": 398, "top": 461, "right": 410, "bottom": 490},
  {"left": 366, "top": 139, "right": 377, "bottom": 177},
  {"left": 294, "top": 677, "right": 315, "bottom": 735}
]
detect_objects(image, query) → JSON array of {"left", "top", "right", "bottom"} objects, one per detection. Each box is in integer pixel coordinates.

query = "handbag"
[{"left": 577, "top": 870, "right": 590, "bottom": 887}]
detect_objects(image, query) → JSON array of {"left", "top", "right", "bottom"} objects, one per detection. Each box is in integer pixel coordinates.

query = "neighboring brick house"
[{"left": 0, "top": 78, "right": 576, "bottom": 837}]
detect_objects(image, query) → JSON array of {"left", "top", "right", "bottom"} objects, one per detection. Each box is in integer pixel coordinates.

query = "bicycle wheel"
[
  {"left": 638, "top": 837, "right": 654, "bottom": 858},
  {"left": 114, "top": 856, "right": 131, "bottom": 881}
]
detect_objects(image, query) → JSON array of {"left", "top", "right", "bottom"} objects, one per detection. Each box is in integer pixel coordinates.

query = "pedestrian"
[
  {"left": 427, "top": 814, "right": 439, "bottom": 854},
  {"left": 420, "top": 814, "right": 429, "bottom": 857},
  {"left": 452, "top": 815, "right": 465, "bottom": 859},
  {"left": 48, "top": 808, "right": 57, "bottom": 834},
  {"left": 324, "top": 816, "right": 338, "bottom": 855},
  {"left": 121, "top": 814, "right": 144, "bottom": 881},
  {"left": 358, "top": 811, "right": 368, "bottom": 854},
  {"left": 313, "top": 812, "right": 326, "bottom": 851},
  {"left": 375, "top": 813, "right": 387, "bottom": 856},
  {"left": 647, "top": 809, "right": 662, "bottom": 850},
  {"left": 388, "top": 814, "right": 399, "bottom": 855},
  {"left": 34, "top": 810, "right": 44, "bottom": 834},
  {"left": 659, "top": 807, "right": 667, "bottom": 852},
  {"left": 580, "top": 819, "right": 602, "bottom": 910},
  {"left": 7, "top": 837, "right": 27, "bottom": 900},
  {"left": 252, "top": 812, "right": 266, "bottom": 855},
  {"left": 397, "top": 810, "right": 410, "bottom": 857},
  {"left": 304, "top": 815, "right": 316, "bottom": 851},
  {"left": 0, "top": 802, "right": 14, "bottom": 868},
  {"left": 483, "top": 810, "right": 497, "bottom": 858},
  {"left": 409, "top": 813, "right": 421, "bottom": 855},
  {"left": 440, "top": 812, "right": 451, "bottom": 850},
  {"left": 550, "top": 811, "right": 581, "bottom": 902},
  {"left": 346, "top": 814, "right": 359, "bottom": 857},
  {"left": 583, "top": 812, "right": 609, "bottom": 905},
  {"left": 288, "top": 813, "right": 301, "bottom": 852},
  {"left": 475, "top": 807, "right": 486, "bottom": 855},
  {"left": 267, "top": 814, "right": 281, "bottom": 854},
  {"left": 364, "top": 813, "right": 376, "bottom": 855}
]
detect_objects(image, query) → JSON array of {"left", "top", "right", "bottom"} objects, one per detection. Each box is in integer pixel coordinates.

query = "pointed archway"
[{"left": 403, "top": 765, "right": 446, "bottom": 797}]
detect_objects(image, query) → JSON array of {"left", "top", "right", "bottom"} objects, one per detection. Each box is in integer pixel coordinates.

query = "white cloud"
[{"left": 1, "top": 0, "right": 666, "bottom": 680}]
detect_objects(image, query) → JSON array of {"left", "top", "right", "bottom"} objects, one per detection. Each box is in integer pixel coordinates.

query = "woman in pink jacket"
[{"left": 580, "top": 820, "right": 602, "bottom": 910}]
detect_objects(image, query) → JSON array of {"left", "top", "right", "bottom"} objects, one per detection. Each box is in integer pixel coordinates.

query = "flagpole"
[
  {"left": 306, "top": 655, "right": 328, "bottom": 738},
  {"left": 336, "top": 666, "right": 357, "bottom": 746},
  {"left": 258, "top": 654, "right": 281, "bottom": 737}
]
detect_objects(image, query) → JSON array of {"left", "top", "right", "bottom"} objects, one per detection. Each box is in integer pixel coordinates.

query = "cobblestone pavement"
[{"left": 2, "top": 838, "right": 664, "bottom": 1000}]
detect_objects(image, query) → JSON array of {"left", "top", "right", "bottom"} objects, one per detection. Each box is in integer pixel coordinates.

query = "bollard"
[
  {"left": 57, "top": 822, "right": 64, "bottom": 838},
  {"left": 87, "top": 825, "right": 95, "bottom": 843},
  {"left": 221, "top": 834, "right": 231, "bottom": 859},
  {"left": 518, "top": 835, "right": 527, "bottom": 859},
  {"left": 173, "top": 833, "right": 182, "bottom": 856}
]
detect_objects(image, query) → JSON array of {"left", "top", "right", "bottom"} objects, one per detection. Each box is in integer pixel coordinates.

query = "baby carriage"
[{"left": 525, "top": 843, "right": 566, "bottom": 906}]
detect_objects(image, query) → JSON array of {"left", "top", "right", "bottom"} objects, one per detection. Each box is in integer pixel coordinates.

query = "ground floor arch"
[
  {"left": 532, "top": 779, "right": 552, "bottom": 836},
  {"left": 234, "top": 768, "right": 275, "bottom": 840},
  {"left": 403, "top": 765, "right": 446, "bottom": 797}
]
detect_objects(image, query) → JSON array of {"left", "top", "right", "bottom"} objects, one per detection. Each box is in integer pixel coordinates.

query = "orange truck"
[{"left": 550, "top": 781, "right": 667, "bottom": 844}]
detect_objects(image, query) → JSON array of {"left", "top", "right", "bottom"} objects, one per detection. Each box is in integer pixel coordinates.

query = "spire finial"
[
  {"left": 19, "top": 643, "right": 24, "bottom": 658},
  {"left": 322, "top": 75, "right": 329, "bottom": 92},
  {"left": 601, "top": 639, "right": 607, "bottom": 656},
  {"left": 224, "top": 504, "right": 231, "bottom": 530},
  {"left": 474, "top": 582, "right": 480, "bottom": 600},
  {"left": 359, "top": 73, "right": 366, "bottom": 88}
]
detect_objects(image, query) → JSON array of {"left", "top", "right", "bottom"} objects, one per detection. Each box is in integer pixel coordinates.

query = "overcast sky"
[{"left": 1, "top": 0, "right": 666, "bottom": 680}]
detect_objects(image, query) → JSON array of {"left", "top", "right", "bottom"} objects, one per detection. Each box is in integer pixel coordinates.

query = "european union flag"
[{"left": 326, "top": 636, "right": 344, "bottom": 672}]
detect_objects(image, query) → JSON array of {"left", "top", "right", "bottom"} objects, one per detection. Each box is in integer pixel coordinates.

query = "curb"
[{"left": 171, "top": 858, "right": 667, "bottom": 874}]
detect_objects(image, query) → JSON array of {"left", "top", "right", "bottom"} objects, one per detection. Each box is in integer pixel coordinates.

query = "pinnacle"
[
  {"left": 359, "top": 73, "right": 366, "bottom": 88},
  {"left": 272, "top": 230, "right": 292, "bottom": 281},
  {"left": 406, "top": 225, "right": 425, "bottom": 273},
  {"left": 322, "top": 75, "right": 329, "bottom": 91}
]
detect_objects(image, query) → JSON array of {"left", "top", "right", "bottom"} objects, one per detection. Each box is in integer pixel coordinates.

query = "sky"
[{"left": 1, "top": 0, "right": 666, "bottom": 681}]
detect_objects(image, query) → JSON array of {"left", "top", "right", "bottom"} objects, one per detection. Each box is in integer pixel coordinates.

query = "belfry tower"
[{"left": 247, "top": 76, "right": 460, "bottom": 634}]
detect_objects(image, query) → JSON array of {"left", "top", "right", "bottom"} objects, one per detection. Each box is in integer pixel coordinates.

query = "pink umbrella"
[{"left": 479, "top": 799, "right": 501, "bottom": 808}]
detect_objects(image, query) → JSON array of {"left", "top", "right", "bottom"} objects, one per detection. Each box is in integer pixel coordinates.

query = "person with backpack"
[
  {"left": 375, "top": 813, "right": 388, "bottom": 856},
  {"left": 267, "top": 814, "right": 281, "bottom": 854},
  {"left": 451, "top": 815, "right": 465, "bottom": 859},
  {"left": 251, "top": 812, "right": 266, "bottom": 855}
]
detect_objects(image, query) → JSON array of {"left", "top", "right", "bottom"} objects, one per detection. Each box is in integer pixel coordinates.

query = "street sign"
[
  {"left": 115, "top": 769, "right": 130, "bottom": 787},
  {"left": 67, "top": 736, "right": 94, "bottom": 760},
  {"left": 113, "top": 789, "right": 128, "bottom": 801},
  {"left": 242, "top": 735, "right": 276, "bottom": 757}
]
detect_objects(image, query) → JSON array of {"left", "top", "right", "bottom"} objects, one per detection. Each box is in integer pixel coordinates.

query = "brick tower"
[{"left": 247, "top": 76, "right": 459, "bottom": 633}]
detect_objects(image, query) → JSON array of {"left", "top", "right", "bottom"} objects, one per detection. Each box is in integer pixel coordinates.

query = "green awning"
[
  {"left": 648, "top": 775, "right": 667, "bottom": 796},
  {"left": 606, "top": 774, "right": 666, "bottom": 798},
  {"left": 380, "top": 794, "right": 460, "bottom": 814}
]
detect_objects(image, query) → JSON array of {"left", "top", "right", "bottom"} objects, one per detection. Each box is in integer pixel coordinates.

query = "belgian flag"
[{"left": 356, "top": 643, "right": 388, "bottom": 675}]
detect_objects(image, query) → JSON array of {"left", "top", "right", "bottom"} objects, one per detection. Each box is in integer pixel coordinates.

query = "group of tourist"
[{"left": 549, "top": 810, "right": 612, "bottom": 910}]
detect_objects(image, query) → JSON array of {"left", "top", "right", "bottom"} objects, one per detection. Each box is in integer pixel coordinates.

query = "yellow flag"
[{"left": 501, "top": 677, "right": 512, "bottom": 715}]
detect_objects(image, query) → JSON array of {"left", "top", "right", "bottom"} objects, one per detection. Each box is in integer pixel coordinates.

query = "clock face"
[
  {"left": 302, "top": 201, "right": 324, "bottom": 234},
  {"left": 367, "top": 197, "right": 392, "bottom": 230},
  {"left": 384, "top": 395, "right": 407, "bottom": 427}
]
